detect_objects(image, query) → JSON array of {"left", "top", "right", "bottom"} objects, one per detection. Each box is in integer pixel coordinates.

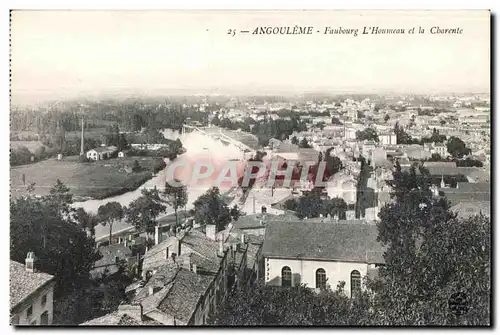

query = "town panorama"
[{"left": 10, "top": 92, "right": 491, "bottom": 326}]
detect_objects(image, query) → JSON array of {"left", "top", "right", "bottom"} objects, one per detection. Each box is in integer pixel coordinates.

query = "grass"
[{"left": 10, "top": 155, "right": 164, "bottom": 200}]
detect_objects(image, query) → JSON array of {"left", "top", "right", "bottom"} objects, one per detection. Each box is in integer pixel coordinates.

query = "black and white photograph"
[{"left": 9, "top": 9, "right": 491, "bottom": 326}]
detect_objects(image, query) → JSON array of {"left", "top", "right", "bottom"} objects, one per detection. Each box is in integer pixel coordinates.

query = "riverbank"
[{"left": 10, "top": 155, "right": 165, "bottom": 199}]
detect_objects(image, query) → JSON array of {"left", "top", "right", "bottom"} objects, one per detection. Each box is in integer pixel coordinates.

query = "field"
[
  {"left": 10, "top": 155, "right": 163, "bottom": 200},
  {"left": 66, "top": 127, "right": 109, "bottom": 140}
]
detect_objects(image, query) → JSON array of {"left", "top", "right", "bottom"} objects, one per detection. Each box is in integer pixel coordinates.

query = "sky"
[{"left": 10, "top": 10, "right": 490, "bottom": 104}]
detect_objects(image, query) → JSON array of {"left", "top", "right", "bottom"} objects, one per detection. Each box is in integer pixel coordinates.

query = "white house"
[
  {"left": 10, "top": 254, "right": 55, "bottom": 325},
  {"left": 379, "top": 131, "right": 397, "bottom": 146},
  {"left": 86, "top": 146, "right": 118, "bottom": 161},
  {"left": 326, "top": 171, "right": 357, "bottom": 205},
  {"left": 262, "top": 221, "right": 385, "bottom": 297}
]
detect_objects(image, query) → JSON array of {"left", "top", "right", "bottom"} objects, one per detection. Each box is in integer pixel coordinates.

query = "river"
[{"left": 73, "top": 128, "right": 247, "bottom": 240}]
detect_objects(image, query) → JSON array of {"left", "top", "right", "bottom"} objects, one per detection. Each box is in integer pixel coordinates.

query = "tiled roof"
[
  {"left": 156, "top": 268, "right": 214, "bottom": 324},
  {"left": 80, "top": 312, "right": 161, "bottom": 326},
  {"left": 441, "top": 185, "right": 490, "bottom": 206},
  {"left": 89, "top": 146, "right": 118, "bottom": 153},
  {"left": 455, "top": 182, "right": 490, "bottom": 194},
  {"left": 133, "top": 263, "right": 180, "bottom": 310},
  {"left": 262, "top": 221, "right": 385, "bottom": 264},
  {"left": 142, "top": 236, "right": 179, "bottom": 271},
  {"left": 181, "top": 230, "right": 220, "bottom": 263},
  {"left": 10, "top": 260, "right": 54, "bottom": 309},
  {"left": 93, "top": 244, "right": 132, "bottom": 269},
  {"left": 450, "top": 201, "right": 490, "bottom": 219},
  {"left": 423, "top": 162, "right": 457, "bottom": 169},
  {"left": 232, "top": 213, "right": 277, "bottom": 230}
]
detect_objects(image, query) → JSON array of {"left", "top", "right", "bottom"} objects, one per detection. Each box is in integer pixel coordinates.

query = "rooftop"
[
  {"left": 89, "top": 145, "right": 118, "bottom": 153},
  {"left": 156, "top": 268, "right": 214, "bottom": 324},
  {"left": 450, "top": 201, "right": 490, "bottom": 219},
  {"left": 262, "top": 221, "right": 385, "bottom": 264},
  {"left": 80, "top": 312, "right": 161, "bottom": 326},
  {"left": 10, "top": 260, "right": 54, "bottom": 310}
]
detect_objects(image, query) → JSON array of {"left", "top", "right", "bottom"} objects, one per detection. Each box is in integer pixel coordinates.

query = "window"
[
  {"left": 41, "top": 311, "right": 49, "bottom": 325},
  {"left": 350, "top": 270, "right": 361, "bottom": 297},
  {"left": 41, "top": 294, "right": 47, "bottom": 307},
  {"left": 26, "top": 305, "right": 33, "bottom": 318},
  {"left": 281, "top": 266, "right": 292, "bottom": 287},
  {"left": 315, "top": 268, "right": 327, "bottom": 289}
]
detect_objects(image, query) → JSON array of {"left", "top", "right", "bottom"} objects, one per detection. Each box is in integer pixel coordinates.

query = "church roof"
[{"left": 262, "top": 221, "right": 385, "bottom": 264}]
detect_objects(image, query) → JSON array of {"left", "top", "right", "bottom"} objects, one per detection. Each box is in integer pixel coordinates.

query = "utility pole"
[{"left": 80, "top": 118, "right": 85, "bottom": 156}]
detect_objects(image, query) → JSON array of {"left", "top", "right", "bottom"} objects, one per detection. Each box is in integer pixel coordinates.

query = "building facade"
[
  {"left": 262, "top": 221, "right": 385, "bottom": 297},
  {"left": 10, "top": 255, "right": 56, "bottom": 326}
]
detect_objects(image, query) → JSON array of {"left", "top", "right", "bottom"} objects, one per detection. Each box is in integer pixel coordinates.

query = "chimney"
[
  {"left": 173, "top": 238, "right": 181, "bottom": 257},
  {"left": 240, "top": 233, "right": 246, "bottom": 244},
  {"left": 25, "top": 252, "right": 36, "bottom": 272},
  {"left": 124, "top": 239, "right": 128, "bottom": 248},
  {"left": 155, "top": 225, "right": 161, "bottom": 245},
  {"left": 80, "top": 118, "right": 85, "bottom": 156},
  {"left": 118, "top": 304, "right": 144, "bottom": 321},
  {"left": 192, "top": 263, "right": 197, "bottom": 274},
  {"left": 148, "top": 286, "right": 154, "bottom": 296},
  {"left": 165, "top": 247, "right": 170, "bottom": 260},
  {"left": 206, "top": 224, "right": 216, "bottom": 241},
  {"left": 183, "top": 254, "right": 192, "bottom": 271}
]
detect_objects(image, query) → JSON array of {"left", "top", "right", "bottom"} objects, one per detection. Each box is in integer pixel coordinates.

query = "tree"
[
  {"left": 295, "top": 188, "right": 324, "bottom": 219},
  {"left": 315, "top": 122, "right": 326, "bottom": 130},
  {"left": 430, "top": 153, "right": 443, "bottom": 161},
  {"left": 356, "top": 128, "right": 379, "bottom": 142},
  {"left": 291, "top": 136, "right": 299, "bottom": 145},
  {"left": 284, "top": 198, "right": 298, "bottom": 212},
  {"left": 192, "top": 187, "right": 232, "bottom": 232},
  {"left": 97, "top": 202, "right": 124, "bottom": 245},
  {"left": 10, "top": 192, "right": 100, "bottom": 297},
  {"left": 230, "top": 204, "right": 243, "bottom": 221},
  {"left": 331, "top": 117, "right": 342, "bottom": 125},
  {"left": 329, "top": 197, "right": 348, "bottom": 220},
  {"left": 163, "top": 179, "right": 188, "bottom": 230},
  {"left": 132, "top": 159, "right": 142, "bottom": 172},
  {"left": 370, "top": 163, "right": 490, "bottom": 325},
  {"left": 384, "top": 114, "right": 390, "bottom": 122},
  {"left": 210, "top": 283, "right": 371, "bottom": 325},
  {"left": 74, "top": 207, "right": 98, "bottom": 233},
  {"left": 446, "top": 136, "right": 471, "bottom": 159},
  {"left": 45, "top": 179, "right": 73, "bottom": 216},
  {"left": 117, "top": 133, "right": 128, "bottom": 151},
  {"left": 126, "top": 187, "right": 167, "bottom": 236},
  {"left": 299, "top": 138, "right": 312, "bottom": 148},
  {"left": 324, "top": 148, "right": 343, "bottom": 179}
]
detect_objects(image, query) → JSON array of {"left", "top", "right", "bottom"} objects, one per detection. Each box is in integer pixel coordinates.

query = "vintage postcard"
[{"left": 9, "top": 10, "right": 490, "bottom": 326}]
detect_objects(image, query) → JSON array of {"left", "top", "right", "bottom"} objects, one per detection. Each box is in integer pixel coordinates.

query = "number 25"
[{"left": 227, "top": 29, "right": 236, "bottom": 37}]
